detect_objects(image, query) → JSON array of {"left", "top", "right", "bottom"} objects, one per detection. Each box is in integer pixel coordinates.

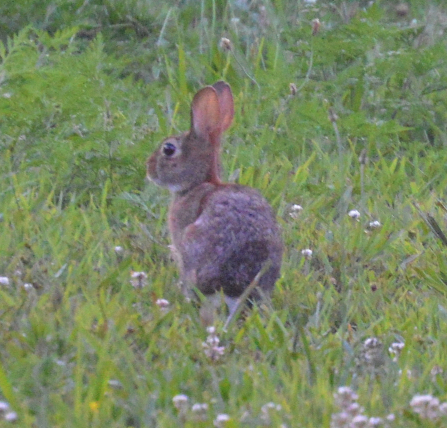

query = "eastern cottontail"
[{"left": 146, "top": 81, "right": 283, "bottom": 317}]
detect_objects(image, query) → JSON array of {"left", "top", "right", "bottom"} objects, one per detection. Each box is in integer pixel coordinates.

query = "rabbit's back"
[{"left": 173, "top": 184, "right": 283, "bottom": 298}]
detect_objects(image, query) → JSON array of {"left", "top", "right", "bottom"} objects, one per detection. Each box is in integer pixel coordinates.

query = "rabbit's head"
[{"left": 147, "top": 81, "right": 234, "bottom": 194}]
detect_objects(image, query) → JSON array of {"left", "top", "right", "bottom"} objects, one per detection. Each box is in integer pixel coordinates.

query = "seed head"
[
  {"left": 358, "top": 149, "right": 368, "bottom": 165},
  {"left": 220, "top": 38, "right": 232, "bottom": 52},
  {"left": 312, "top": 18, "right": 321, "bottom": 36},
  {"left": 289, "top": 83, "right": 297, "bottom": 96},
  {"left": 328, "top": 108, "right": 338, "bottom": 123},
  {"left": 395, "top": 3, "right": 410, "bottom": 17}
]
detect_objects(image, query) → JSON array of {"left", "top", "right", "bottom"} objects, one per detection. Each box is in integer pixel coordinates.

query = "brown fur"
[{"left": 147, "top": 82, "right": 283, "bottom": 302}]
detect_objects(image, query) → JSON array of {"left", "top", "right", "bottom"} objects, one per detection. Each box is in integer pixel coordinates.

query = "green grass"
[{"left": 1, "top": 0, "right": 447, "bottom": 426}]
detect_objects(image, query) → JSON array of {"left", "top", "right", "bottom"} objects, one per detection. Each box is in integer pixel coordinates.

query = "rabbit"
[{"left": 146, "top": 81, "right": 283, "bottom": 318}]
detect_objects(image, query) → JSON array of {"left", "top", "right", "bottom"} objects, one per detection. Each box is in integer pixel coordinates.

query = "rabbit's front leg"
[
  {"left": 169, "top": 243, "right": 195, "bottom": 300},
  {"left": 179, "top": 268, "right": 197, "bottom": 301}
]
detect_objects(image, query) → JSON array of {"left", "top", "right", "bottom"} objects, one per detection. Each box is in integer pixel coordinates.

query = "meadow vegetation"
[{"left": 1, "top": 0, "right": 447, "bottom": 426}]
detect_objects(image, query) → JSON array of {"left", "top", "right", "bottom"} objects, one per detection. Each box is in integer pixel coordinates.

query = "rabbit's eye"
[{"left": 163, "top": 142, "right": 177, "bottom": 157}]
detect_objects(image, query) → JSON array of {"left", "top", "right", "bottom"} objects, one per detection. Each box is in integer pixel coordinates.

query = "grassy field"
[{"left": 1, "top": 0, "right": 447, "bottom": 426}]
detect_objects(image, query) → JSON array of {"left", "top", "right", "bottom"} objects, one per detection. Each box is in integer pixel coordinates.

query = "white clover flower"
[
  {"left": 130, "top": 271, "right": 148, "bottom": 289},
  {"left": 439, "top": 402, "right": 447, "bottom": 415},
  {"left": 330, "top": 411, "right": 351, "bottom": 427},
  {"left": 334, "top": 386, "right": 358, "bottom": 409},
  {"left": 332, "top": 385, "right": 394, "bottom": 428},
  {"left": 289, "top": 204, "right": 303, "bottom": 219},
  {"left": 351, "top": 415, "right": 369, "bottom": 428},
  {"left": 385, "top": 413, "right": 395, "bottom": 422},
  {"left": 203, "top": 326, "right": 225, "bottom": 361},
  {"left": 130, "top": 271, "right": 147, "bottom": 279},
  {"left": 388, "top": 342, "right": 404, "bottom": 361},
  {"left": 23, "top": 283, "right": 33, "bottom": 291},
  {"left": 410, "top": 394, "right": 441, "bottom": 420},
  {"left": 214, "top": 413, "right": 231, "bottom": 427},
  {"left": 430, "top": 365, "right": 443, "bottom": 378},
  {"left": 219, "top": 38, "right": 232, "bottom": 52},
  {"left": 410, "top": 394, "right": 433, "bottom": 409},
  {"left": 0, "top": 401, "right": 9, "bottom": 412},
  {"left": 368, "top": 220, "right": 381, "bottom": 229},
  {"left": 155, "top": 298, "right": 170, "bottom": 309},
  {"left": 4, "top": 411, "right": 18, "bottom": 422},
  {"left": 0, "top": 277, "right": 10, "bottom": 286},
  {"left": 348, "top": 210, "right": 361, "bottom": 220},
  {"left": 261, "top": 402, "right": 282, "bottom": 412},
  {"left": 368, "top": 416, "right": 383, "bottom": 426},
  {"left": 361, "top": 337, "right": 384, "bottom": 368},
  {"left": 205, "top": 334, "right": 220, "bottom": 347},
  {"left": 114, "top": 246, "right": 124, "bottom": 254},
  {"left": 364, "top": 338, "right": 381, "bottom": 348},
  {"left": 172, "top": 394, "right": 189, "bottom": 410},
  {"left": 192, "top": 403, "right": 208, "bottom": 413},
  {"left": 426, "top": 397, "right": 441, "bottom": 420},
  {"left": 203, "top": 342, "right": 225, "bottom": 361},
  {"left": 346, "top": 402, "right": 363, "bottom": 417},
  {"left": 260, "top": 402, "right": 282, "bottom": 424},
  {"left": 332, "top": 387, "right": 360, "bottom": 428},
  {"left": 337, "top": 386, "right": 356, "bottom": 396},
  {"left": 191, "top": 403, "right": 209, "bottom": 421},
  {"left": 388, "top": 342, "right": 404, "bottom": 354},
  {"left": 301, "top": 248, "right": 313, "bottom": 259}
]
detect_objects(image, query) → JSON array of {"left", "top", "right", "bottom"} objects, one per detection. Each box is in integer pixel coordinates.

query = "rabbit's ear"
[
  {"left": 191, "top": 87, "right": 221, "bottom": 139},
  {"left": 212, "top": 81, "right": 234, "bottom": 133}
]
